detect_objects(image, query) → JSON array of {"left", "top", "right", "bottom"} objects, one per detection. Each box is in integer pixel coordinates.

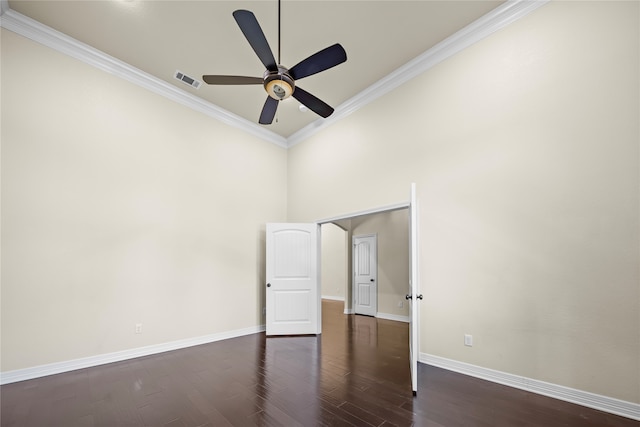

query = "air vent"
[{"left": 174, "top": 70, "right": 201, "bottom": 89}]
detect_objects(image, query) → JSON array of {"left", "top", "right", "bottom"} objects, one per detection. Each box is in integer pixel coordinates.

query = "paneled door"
[
  {"left": 408, "top": 183, "right": 420, "bottom": 395},
  {"left": 353, "top": 234, "right": 377, "bottom": 317},
  {"left": 265, "top": 223, "right": 320, "bottom": 336}
]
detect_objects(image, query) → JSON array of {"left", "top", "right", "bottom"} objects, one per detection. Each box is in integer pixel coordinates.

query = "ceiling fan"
[{"left": 202, "top": 1, "right": 347, "bottom": 125}]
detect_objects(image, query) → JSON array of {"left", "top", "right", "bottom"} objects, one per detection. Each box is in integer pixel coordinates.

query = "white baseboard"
[
  {"left": 420, "top": 353, "right": 640, "bottom": 421},
  {"left": 321, "top": 295, "right": 345, "bottom": 302},
  {"left": 0, "top": 325, "right": 265, "bottom": 385},
  {"left": 376, "top": 312, "right": 410, "bottom": 323},
  {"left": 337, "top": 310, "right": 408, "bottom": 322}
]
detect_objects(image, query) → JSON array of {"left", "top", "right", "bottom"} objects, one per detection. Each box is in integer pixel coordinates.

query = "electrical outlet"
[
  {"left": 135, "top": 323, "right": 143, "bottom": 334},
  {"left": 464, "top": 334, "right": 473, "bottom": 347}
]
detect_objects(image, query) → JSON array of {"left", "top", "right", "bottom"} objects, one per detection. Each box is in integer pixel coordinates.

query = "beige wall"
[
  {"left": 320, "top": 223, "right": 347, "bottom": 300},
  {"left": 351, "top": 210, "right": 409, "bottom": 318},
  {"left": 288, "top": 1, "right": 639, "bottom": 403},
  {"left": 1, "top": 30, "right": 287, "bottom": 371}
]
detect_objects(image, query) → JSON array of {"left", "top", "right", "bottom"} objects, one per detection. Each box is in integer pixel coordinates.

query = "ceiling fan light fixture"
[{"left": 264, "top": 67, "right": 294, "bottom": 100}]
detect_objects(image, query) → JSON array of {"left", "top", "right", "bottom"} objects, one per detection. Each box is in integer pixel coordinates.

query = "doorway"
[
  {"left": 267, "top": 183, "right": 422, "bottom": 395},
  {"left": 308, "top": 186, "right": 420, "bottom": 394},
  {"left": 319, "top": 207, "right": 410, "bottom": 322}
]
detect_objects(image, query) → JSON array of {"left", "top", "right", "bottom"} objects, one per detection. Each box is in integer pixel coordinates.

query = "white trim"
[
  {"left": 0, "top": 325, "right": 265, "bottom": 385},
  {"left": 316, "top": 202, "right": 409, "bottom": 224},
  {"left": 286, "top": 0, "right": 550, "bottom": 147},
  {"left": 376, "top": 312, "right": 410, "bottom": 323},
  {"left": 420, "top": 353, "right": 640, "bottom": 421},
  {"left": 343, "top": 308, "right": 354, "bottom": 315},
  {"left": 321, "top": 295, "right": 345, "bottom": 302},
  {"left": 0, "top": 9, "right": 287, "bottom": 148},
  {"left": 0, "top": 1, "right": 547, "bottom": 149}
]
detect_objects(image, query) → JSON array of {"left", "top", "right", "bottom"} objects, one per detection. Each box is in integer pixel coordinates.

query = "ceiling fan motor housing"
[{"left": 264, "top": 66, "right": 295, "bottom": 100}]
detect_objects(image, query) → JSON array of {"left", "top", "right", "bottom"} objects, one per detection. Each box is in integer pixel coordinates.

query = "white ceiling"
[{"left": 5, "top": 0, "right": 507, "bottom": 140}]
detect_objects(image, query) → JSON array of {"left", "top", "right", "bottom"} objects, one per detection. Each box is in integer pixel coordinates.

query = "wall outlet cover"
[{"left": 464, "top": 334, "right": 473, "bottom": 346}]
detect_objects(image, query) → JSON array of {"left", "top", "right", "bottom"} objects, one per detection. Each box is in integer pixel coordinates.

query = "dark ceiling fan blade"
[
  {"left": 289, "top": 44, "right": 347, "bottom": 81},
  {"left": 292, "top": 86, "right": 334, "bottom": 118},
  {"left": 202, "top": 75, "right": 263, "bottom": 85},
  {"left": 259, "top": 96, "right": 279, "bottom": 125},
  {"left": 233, "top": 10, "right": 278, "bottom": 72}
]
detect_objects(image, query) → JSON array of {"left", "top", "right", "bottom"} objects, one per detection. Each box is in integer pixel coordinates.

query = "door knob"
[
  {"left": 417, "top": 294, "right": 423, "bottom": 300},
  {"left": 405, "top": 294, "right": 412, "bottom": 300},
  {"left": 370, "top": 279, "right": 375, "bottom": 282},
  {"left": 267, "top": 283, "right": 271, "bottom": 287}
]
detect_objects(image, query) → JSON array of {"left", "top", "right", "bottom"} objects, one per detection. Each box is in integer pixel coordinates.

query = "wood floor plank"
[
  {"left": 1, "top": 300, "right": 638, "bottom": 427},
  {"left": 317, "top": 398, "right": 382, "bottom": 427}
]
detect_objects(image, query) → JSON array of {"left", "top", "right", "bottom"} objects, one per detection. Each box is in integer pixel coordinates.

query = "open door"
[
  {"left": 408, "top": 183, "right": 420, "bottom": 395},
  {"left": 266, "top": 223, "right": 321, "bottom": 336}
]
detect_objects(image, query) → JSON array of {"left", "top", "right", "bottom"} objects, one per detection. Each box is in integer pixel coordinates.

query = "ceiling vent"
[{"left": 174, "top": 70, "right": 201, "bottom": 89}]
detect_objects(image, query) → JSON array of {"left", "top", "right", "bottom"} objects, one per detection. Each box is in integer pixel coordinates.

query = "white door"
[
  {"left": 266, "top": 223, "right": 321, "bottom": 336},
  {"left": 353, "top": 235, "right": 377, "bottom": 317},
  {"left": 408, "top": 183, "right": 420, "bottom": 395}
]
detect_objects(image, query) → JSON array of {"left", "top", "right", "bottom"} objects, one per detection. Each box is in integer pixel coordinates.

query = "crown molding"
[
  {"left": 0, "top": 9, "right": 288, "bottom": 148},
  {"left": 287, "top": 0, "right": 550, "bottom": 148},
  {"left": 1, "top": 1, "right": 548, "bottom": 149}
]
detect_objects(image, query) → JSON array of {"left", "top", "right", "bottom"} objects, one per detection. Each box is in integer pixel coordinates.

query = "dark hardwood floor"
[{"left": 1, "top": 300, "right": 637, "bottom": 426}]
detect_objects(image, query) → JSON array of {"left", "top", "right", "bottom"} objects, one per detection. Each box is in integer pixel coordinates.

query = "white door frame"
[
  {"left": 315, "top": 185, "right": 420, "bottom": 394},
  {"left": 317, "top": 202, "right": 410, "bottom": 224}
]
